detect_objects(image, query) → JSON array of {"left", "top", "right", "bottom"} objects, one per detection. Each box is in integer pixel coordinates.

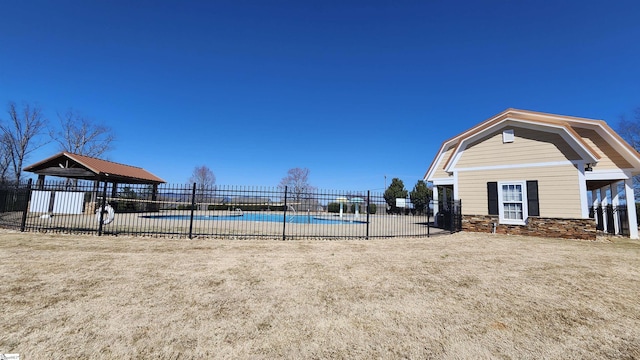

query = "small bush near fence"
[
  {"left": 327, "top": 202, "right": 342, "bottom": 213},
  {"left": 327, "top": 202, "right": 377, "bottom": 214}
]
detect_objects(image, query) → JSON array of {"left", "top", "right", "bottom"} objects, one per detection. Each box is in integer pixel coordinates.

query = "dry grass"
[
  {"left": 1, "top": 230, "right": 639, "bottom": 359},
  {"left": 16, "top": 210, "right": 436, "bottom": 238}
]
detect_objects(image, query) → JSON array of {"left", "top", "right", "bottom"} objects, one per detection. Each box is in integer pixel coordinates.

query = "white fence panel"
[
  {"left": 30, "top": 190, "right": 51, "bottom": 213},
  {"left": 52, "top": 191, "right": 84, "bottom": 214}
]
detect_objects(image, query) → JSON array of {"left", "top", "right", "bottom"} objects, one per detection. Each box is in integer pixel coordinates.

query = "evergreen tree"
[
  {"left": 383, "top": 178, "right": 408, "bottom": 214},
  {"left": 410, "top": 180, "right": 432, "bottom": 215}
]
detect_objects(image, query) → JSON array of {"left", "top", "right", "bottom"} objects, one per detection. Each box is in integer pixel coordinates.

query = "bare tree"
[
  {"left": 618, "top": 107, "right": 640, "bottom": 200},
  {"left": 618, "top": 107, "right": 640, "bottom": 150},
  {"left": 0, "top": 133, "right": 13, "bottom": 184},
  {"left": 51, "top": 109, "right": 114, "bottom": 157},
  {"left": 0, "top": 101, "right": 48, "bottom": 183},
  {"left": 188, "top": 165, "right": 216, "bottom": 203},
  {"left": 279, "top": 167, "right": 317, "bottom": 210}
]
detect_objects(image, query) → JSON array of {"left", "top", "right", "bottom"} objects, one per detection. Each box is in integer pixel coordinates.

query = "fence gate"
[{"left": 434, "top": 199, "right": 462, "bottom": 233}]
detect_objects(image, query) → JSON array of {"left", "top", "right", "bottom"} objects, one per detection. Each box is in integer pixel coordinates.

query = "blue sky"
[{"left": 2, "top": 0, "right": 639, "bottom": 191}]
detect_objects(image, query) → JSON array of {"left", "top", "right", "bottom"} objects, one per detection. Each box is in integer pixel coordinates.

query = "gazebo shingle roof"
[{"left": 24, "top": 152, "right": 165, "bottom": 184}]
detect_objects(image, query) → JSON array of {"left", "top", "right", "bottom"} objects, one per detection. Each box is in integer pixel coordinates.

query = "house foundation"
[{"left": 463, "top": 215, "right": 597, "bottom": 240}]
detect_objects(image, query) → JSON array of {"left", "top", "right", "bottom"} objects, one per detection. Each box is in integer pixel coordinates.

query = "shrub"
[
  {"left": 329, "top": 202, "right": 377, "bottom": 214},
  {"left": 368, "top": 203, "right": 377, "bottom": 214},
  {"left": 327, "top": 202, "right": 341, "bottom": 213},
  {"left": 113, "top": 200, "right": 142, "bottom": 213}
]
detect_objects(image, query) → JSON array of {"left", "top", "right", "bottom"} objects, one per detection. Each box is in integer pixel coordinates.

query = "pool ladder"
[{"left": 286, "top": 205, "right": 296, "bottom": 222}]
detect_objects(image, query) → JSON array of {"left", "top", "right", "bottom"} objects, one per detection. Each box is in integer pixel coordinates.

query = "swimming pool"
[{"left": 141, "top": 213, "right": 367, "bottom": 224}]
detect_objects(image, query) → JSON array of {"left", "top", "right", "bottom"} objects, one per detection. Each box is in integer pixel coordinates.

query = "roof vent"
[{"left": 503, "top": 129, "right": 514, "bottom": 143}]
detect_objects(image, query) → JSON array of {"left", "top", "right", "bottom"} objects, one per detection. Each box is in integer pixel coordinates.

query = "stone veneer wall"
[{"left": 463, "top": 215, "right": 597, "bottom": 240}]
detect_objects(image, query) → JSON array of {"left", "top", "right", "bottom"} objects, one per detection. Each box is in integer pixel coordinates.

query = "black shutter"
[
  {"left": 527, "top": 180, "right": 539, "bottom": 216},
  {"left": 487, "top": 182, "right": 498, "bottom": 215}
]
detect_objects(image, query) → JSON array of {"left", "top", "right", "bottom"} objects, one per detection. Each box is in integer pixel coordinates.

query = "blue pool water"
[{"left": 141, "top": 213, "right": 367, "bottom": 224}]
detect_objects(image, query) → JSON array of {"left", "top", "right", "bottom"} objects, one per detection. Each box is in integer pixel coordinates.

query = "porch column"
[
  {"left": 600, "top": 187, "right": 609, "bottom": 232},
  {"left": 625, "top": 178, "right": 638, "bottom": 239},
  {"left": 578, "top": 166, "right": 589, "bottom": 218},
  {"left": 612, "top": 181, "right": 621, "bottom": 235},
  {"left": 432, "top": 186, "right": 440, "bottom": 226},
  {"left": 591, "top": 189, "right": 599, "bottom": 229},
  {"left": 591, "top": 190, "right": 599, "bottom": 209}
]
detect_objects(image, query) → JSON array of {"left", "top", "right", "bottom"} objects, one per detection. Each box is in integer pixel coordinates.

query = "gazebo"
[{"left": 23, "top": 152, "right": 165, "bottom": 214}]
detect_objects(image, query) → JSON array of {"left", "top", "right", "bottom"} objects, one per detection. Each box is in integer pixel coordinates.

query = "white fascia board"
[
  {"left": 455, "top": 160, "right": 577, "bottom": 172},
  {"left": 454, "top": 162, "right": 634, "bottom": 181},
  {"left": 560, "top": 120, "right": 640, "bottom": 170},
  {"left": 430, "top": 177, "right": 455, "bottom": 186},
  {"left": 500, "top": 120, "right": 599, "bottom": 163},
  {"left": 425, "top": 145, "right": 455, "bottom": 181},
  {"left": 590, "top": 125, "right": 640, "bottom": 170},
  {"left": 446, "top": 150, "right": 465, "bottom": 173},
  {"left": 585, "top": 169, "right": 633, "bottom": 181},
  {"left": 444, "top": 118, "right": 598, "bottom": 173},
  {"left": 555, "top": 130, "right": 599, "bottom": 164}
]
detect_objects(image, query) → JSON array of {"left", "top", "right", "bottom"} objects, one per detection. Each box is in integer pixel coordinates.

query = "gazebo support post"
[
  {"left": 36, "top": 175, "right": 45, "bottom": 190},
  {"left": 98, "top": 180, "right": 108, "bottom": 236},
  {"left": 150, "top": 183, "right": 159, "bottom": 212},
  {"left": 110, "top": 182, "right": 118, "bottom": 211},
  {"left": 87, "top": 180, "right": 100, "bottom": 215}
]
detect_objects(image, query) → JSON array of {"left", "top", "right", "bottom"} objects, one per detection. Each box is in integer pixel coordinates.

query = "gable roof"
[
  {"left": 425, "top": 108, "right": 640, "bottom": 180},
  {"left": 24, "top": 152, "right": 166, "bottom": 184}
]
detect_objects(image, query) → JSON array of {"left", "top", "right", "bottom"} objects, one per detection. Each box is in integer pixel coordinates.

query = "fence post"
[
  {"left": 98, "top": 180, "right": 108, "bottom": 236},
  {"left": 448, "top": 199, "right": 462, "bottom": 233},
  {"left": 189, "top": 183, "right": 196, "bottom": 239},
  {"left": 427, "top": 199, "right": 431, "bottom": 238},
  {"left": 282, "top": 186, "right": 288, "bottom": 241},
  {"left": 366, "top": 190, "right": 370, "bottom": 240},
  {"left": 20, "top": 179, "right": 33, "bottom": 232},
  {"left": 458, "top": 200, "right": 462, "bottom": 232},
  {"left": 450, "top": 199, "right": 455, "bottom": 234}
]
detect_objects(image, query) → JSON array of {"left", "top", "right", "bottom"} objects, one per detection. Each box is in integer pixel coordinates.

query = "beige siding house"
[{"left": 424, "top": 109, "right": 640, "bottom": 240}]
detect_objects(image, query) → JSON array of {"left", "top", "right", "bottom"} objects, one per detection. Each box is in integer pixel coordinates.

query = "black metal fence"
[
  {"left": 590, "top": 204, "right": 630, "bottom": 236},
  {"left": 0, "top": 180, "right": 451, "bottom": 239},
  {"left": 434, "top": 199, "right": 463, "bottom": 233}
]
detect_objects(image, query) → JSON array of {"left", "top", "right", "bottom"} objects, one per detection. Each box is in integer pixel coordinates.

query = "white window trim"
[{"left": 497, "top": 180, "right": 528, "bottom": 225}]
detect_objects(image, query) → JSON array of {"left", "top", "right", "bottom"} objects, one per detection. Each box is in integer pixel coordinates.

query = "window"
[
  {"left": 500, "top": 182, "right": 525, "bottom": 223},
  {"left": 488, "top": 180, "right": 538, "bottom": 225}
]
